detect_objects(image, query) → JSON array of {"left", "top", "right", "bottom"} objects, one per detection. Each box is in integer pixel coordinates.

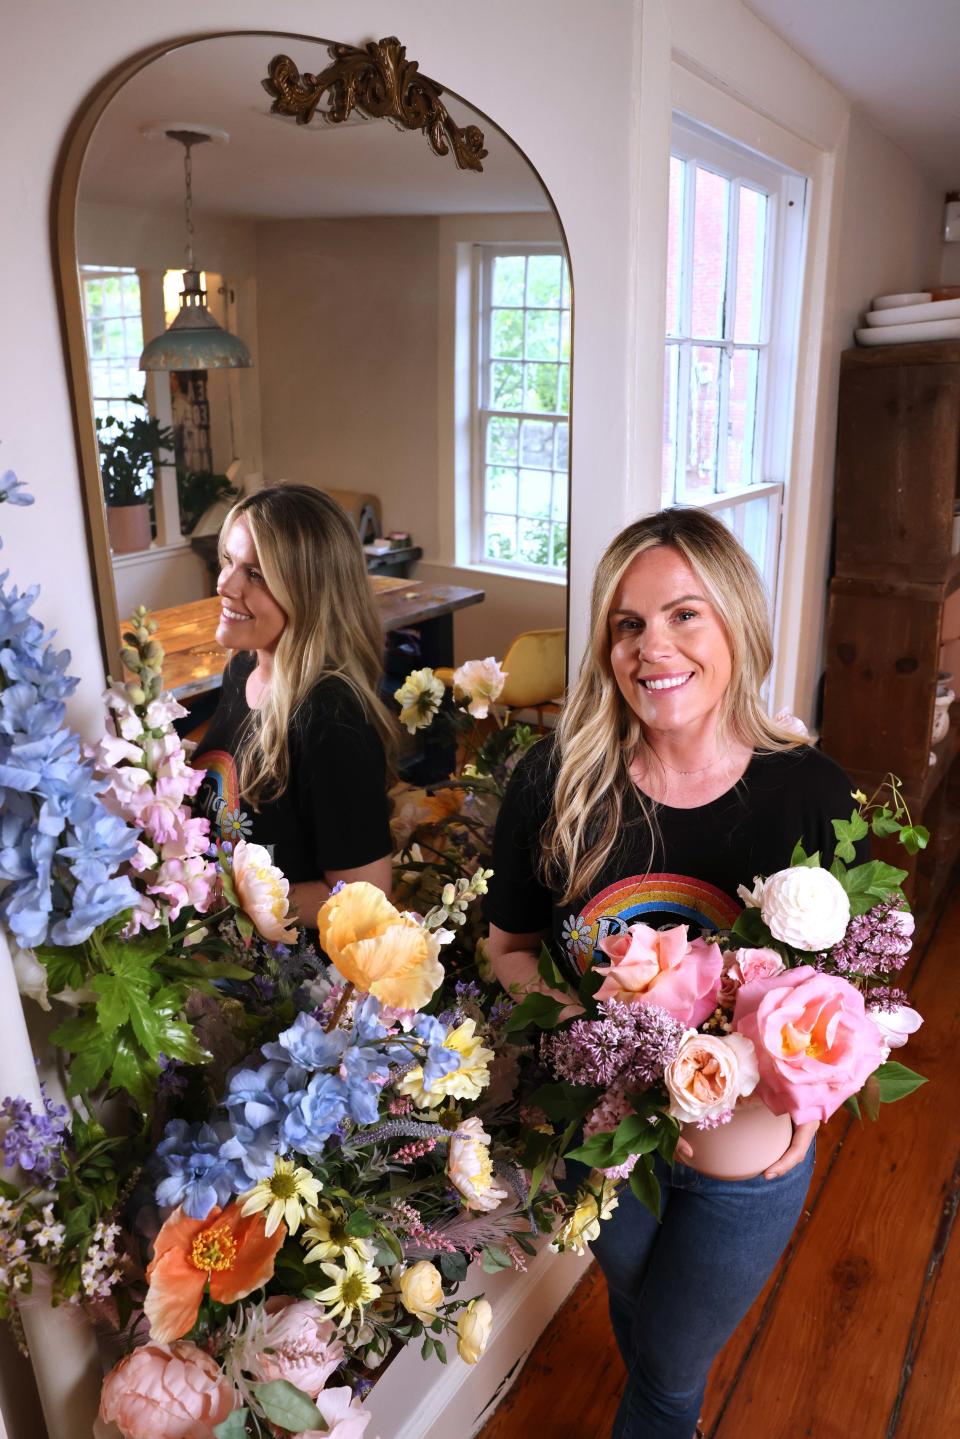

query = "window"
[
  {"left": 79, "top": 266, "right": 145, "bottom": 427},
  {"left": 662, "top": 119, "right": 807, "bottom": 603},
  {"left": 473, "top": 246, "right": 570, "bottom": 573}
]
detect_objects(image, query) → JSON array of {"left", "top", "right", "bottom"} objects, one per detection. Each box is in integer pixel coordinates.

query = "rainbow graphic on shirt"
[
  {"left": 191, "top": 748, "right": 240, "bottom": 839},
  {"left": 561, "top": 872, "right": 741, "bottom": 974}
]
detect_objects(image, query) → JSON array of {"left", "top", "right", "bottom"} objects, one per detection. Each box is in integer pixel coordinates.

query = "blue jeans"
[{"left": 574, "top": 1146, "right": 814, "bottom": 1439}]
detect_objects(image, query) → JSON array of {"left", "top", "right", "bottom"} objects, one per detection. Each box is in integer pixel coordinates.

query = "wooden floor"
[{"left": 478, "top": 888, "right": 960, "bottom": 1439}]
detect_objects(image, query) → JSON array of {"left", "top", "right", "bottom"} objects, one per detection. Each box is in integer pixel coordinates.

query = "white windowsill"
[
  {"left": 111, "top": 540, "right": 192, "bottom": 569},
  {"left": 441, "top": 560, "right": 567, "bottom": 588}
]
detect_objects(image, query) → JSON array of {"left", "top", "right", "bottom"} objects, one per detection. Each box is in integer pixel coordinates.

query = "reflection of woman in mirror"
[
  {"left": 192, "top": 484, "right": 394, "bottom": 921},
  {"left": 484, "top": 509, "right": 866, "bottom": 1439}
]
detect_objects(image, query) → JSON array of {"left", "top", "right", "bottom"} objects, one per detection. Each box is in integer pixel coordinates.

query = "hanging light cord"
[{"left": 182, "top": 138, "right": 195, "bottom": 272}]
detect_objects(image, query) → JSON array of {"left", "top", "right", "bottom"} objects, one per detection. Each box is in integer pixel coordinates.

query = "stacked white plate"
[{"left": 856, "top": 292, "right": 960, "bottom": 346}]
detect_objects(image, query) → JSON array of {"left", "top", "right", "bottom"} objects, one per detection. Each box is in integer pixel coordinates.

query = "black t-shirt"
[
  {"left": 484, "top": 738, "right": 868, "bottom": 986},
  {"left": 192, "top": 652, "right": 391, "bottom": 883}
]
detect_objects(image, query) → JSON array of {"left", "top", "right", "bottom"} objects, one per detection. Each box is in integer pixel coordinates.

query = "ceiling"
[
  {"left": 744, "top": 0, "right": 960, "bottom": 190},
  {"left": 80, "top": 34, "right": 550, "bottom": 220}
]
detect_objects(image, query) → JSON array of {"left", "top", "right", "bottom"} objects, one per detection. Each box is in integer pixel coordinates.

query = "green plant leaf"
[
  {"left": 344, "top": 1209, "right": 375, "bottom": 1237},
  {"left": 155, "top": 1018, "right": 210, "bottom": 1065},
  {"left": 861, "top": 1072, "right": 881, "bottom": 1123},
  {"left": 730, "top": 907, "right": 775, "bottom": 948},
  {"left": 610, "top": 1113, "right": 661, "bottom": 1162},
  {"left": 874, "top": 1060, "right": 927, "bottom": 1104},
  {"left": 899, "top": 825, "right": 930, "bottom": 856},
  {"left": 565, "top": 1130, "right": 618, "bottom": 1168},
  {"left": 252, "top": 1379, "right": 324, "bottom": 1430},
  {"left": 214, "top": 1411, "right": 251, "bottom": 1439},
  {"left": 503, "top": 992, "right": 567, "bottom": 1034},
  {"left": 480, "top": 1245, "right": 512, "bottom": 1273},
  {"left": 871, "top": 812, "right": 902, "bottom": 838},
  {"left": 65, "top": 1036, "right": 115, "bottom": 1094},
  {"left": 789, "top": 841, "right": 820, "bottom": 868},
  {"left": 529, "top": 1081, "right": 597, "bottom": 1122},
  {"left": 628, "top": 1154, "right": 661, "bottom": 1220},
  {"left": 537, "top": 945, "right": 571, "bottom": 993},
  {"left": 844, "top": 1093, "right": 862, "bottom": 1122}
]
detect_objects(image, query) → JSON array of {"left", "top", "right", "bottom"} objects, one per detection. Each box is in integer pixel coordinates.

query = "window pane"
[
  {"left": 520, "top": 420, "right": 554, "bottom": 469},
  {"left": 554, "top": 421, "right": 569, "bottom": 471},
  {"left": 491, "top": 362, "right": 523, "bottom": 410},
  {"left": 525, "top": 362, "right": 560, "bottom": 413},
  {"left": 492, "top": 255, "right": 525, "bottom": 306},
  {"left": 486, "top": 466, "right": 518, "bottom": 513},
  {"left": 726, "top": 349, "right": 759, "bottom": 488},
  {"left": 551, "top": 478, "right": 568, "bottom": 522},
  {"left": 526, "top": 254, "right": 562, "bottom": 308},
  {"left": 121, "top": 273, "right": 141, "bottom": 306},
  {"left": 666, "top": 155, "right": 684, "bottom": 338},
  {"left": 684, "top": 345, "right": 721, "bottom": 497},
  {"left": 558, "top": 366, "right": 570, "bottom": 414},
  {"left": 525, "top": 309, "right": 560, "bottom": 361},
  {"left": 518, "top": 469, "right": 551, "bottom": 519},
  {"left": 734, "top": 186, "right": 767, "bottom": 344},
  {"left": 518, "top": 518, "right": 551, "bottom": 565},
  {"left": 487, "top": 416, "right": 519, "bottom": 464},
  {"left": 485, "top": 514, "right": 517, "bottom": 561},
  {"left": 691, "top": 167, "right": 729, "bottom": 340},
  {"left": 552, "top": 522, "right": 568, "bottom": 569},
  {"left": 560, "top": 309, "right": 571, "bottom": 362},
  {"left": 84, "top": 279, "right": 103, "bottom": 315},
  {"left": 712, "top": 495, "right": 770, "bottom": 588},
  {"left": 662, "top": 343, "right": 679, "bottom": 502},
  {"left": 102, "top": 275, "right": 123, "bottom": 315},
  {"left": 491, "top": 308, "right": 523, "bottom": 359}
]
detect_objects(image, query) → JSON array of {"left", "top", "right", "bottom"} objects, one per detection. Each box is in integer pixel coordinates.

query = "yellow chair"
[{"left": 438, "top": 627, "right": 566, "bottom": 729}]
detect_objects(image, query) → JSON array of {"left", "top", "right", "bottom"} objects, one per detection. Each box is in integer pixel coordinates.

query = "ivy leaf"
[
  {"left": 837, "top": 860, "right": 908, "bottom": 909},
  {"left": 874, "top": 1060, "right": 927, "bottom": 1104},
  {"left": 503, "top": 992, "right": 567, "bottom": 1034},
  {"left": 628, "top": 1154, "right": 661, "bottom": 1220},
  {"left": 51, "top": 1013, "right": 104, "bottom": 1053},
  {"left": 730, "top": 907, "right": 775, "bottom": 948},
  {"left": 537, "top": 944, "right": 571, "bottom": 993},
  {"left": 899, "top": 825, "right": 930, "bottom": 856},
  {"left": 789, "top": 842, "right": 820, "bottom": 868},
  {"left": 871, "top": 811, "right": 902, "bottom": 838},
  {"left": 252, "top": 1380, "right": 324, "bottom": 1430},
  {"left": 214, "top": 1411, "right": 251, "bottom": 1439},
  {"left": 35, "top": 947, "right": 87, "bottom": 994}
]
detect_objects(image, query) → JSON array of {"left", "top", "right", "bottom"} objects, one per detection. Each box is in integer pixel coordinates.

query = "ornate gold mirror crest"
[{"left": 262, "top": 37, "right": 488, "bottom": 171}]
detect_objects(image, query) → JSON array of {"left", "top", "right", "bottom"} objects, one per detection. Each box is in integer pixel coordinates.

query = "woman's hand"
[
  {"left": 763, "top": 1120, "right": 819, "bottom": 1180},
  {"left": 487, "top": 924, "right": 584, "bottom": 1019}
]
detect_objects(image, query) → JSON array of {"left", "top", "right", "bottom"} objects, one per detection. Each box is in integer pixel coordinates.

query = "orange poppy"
[{"left": 144, "top": 1202, "right": 286, "bottom": 1343}]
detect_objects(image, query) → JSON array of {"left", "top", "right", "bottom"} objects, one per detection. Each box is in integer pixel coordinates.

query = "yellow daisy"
[
  {"left": 301, "top": 1203, "right": 375, "bottom": 1265},
  {"left": 313, "top": 1247, "right": 382, "bottom": 1328},
  {"left": 239, "top": 1158, "right": 321, "bottom": 1237}
]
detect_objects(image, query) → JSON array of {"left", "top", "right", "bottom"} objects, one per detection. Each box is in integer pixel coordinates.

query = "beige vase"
[
  {"left": 681, "top": 1096, "right": 793, "bottom": 1180},
  {"left": 106, "top": 503, "right": 151, "bottom": 555}
]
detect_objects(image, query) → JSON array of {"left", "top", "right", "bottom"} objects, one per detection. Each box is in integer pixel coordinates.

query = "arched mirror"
[{"left": 57, "top": 32, "right": 571, "bottom": 709}]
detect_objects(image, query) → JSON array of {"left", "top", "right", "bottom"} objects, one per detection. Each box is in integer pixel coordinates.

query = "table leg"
[{"left": 417, "top": 613, "right": 454, "bottom": 670}]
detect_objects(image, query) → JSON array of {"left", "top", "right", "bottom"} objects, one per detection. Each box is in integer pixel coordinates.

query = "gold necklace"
[{"left": 658, "top": 751, "right": 732, "bottom": 777}]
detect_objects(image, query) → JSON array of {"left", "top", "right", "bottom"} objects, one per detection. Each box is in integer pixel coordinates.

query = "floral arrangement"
[{"left": 504, "top": 790, "right": 927, "bottom": 1237}]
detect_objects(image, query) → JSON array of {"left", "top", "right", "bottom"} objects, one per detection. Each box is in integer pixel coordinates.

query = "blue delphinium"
[
  {"left": 413, "top": 1012, "right": 464, "bottom": 1092},
  {"left": 0, "top": 1087, "right": 69, "bottom": 1179},
  {"left": 0, "top": 475, "right": 139, "bottom": 947},
  {"left": 154, "top": 1119, "right": 247, "bottom": 1219}
]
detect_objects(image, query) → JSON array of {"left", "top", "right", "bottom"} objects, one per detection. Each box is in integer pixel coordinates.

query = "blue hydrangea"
[
  {"left": 413, "top": 1012, "right": 463, "bottom": 1091},
  {"left": 154, "top": 1119, "right": 246, "bottom": 1219}
]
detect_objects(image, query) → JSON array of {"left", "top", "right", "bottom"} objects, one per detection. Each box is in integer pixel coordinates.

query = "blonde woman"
[
  {"left": 193, "top": 485, "right": 394, "bottom": 920},
  {"left": 484, "top": 508, "right": 866, "bottom": 1439}
]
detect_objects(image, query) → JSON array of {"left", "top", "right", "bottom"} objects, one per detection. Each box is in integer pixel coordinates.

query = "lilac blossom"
[
  {"left": 542, "top": 999, "right": 685, "bottom": 1091},
  {"left": 820, "top": 898, "right": 914, "bottom": 978},
  {"left": 0, "top": 1089, "right": 69, "bottom": 1179}
]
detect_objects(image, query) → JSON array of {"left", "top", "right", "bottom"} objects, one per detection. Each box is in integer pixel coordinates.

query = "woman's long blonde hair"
[
  {"left": 544, "top": 507, "right": 806, "bottom": 904},
  {"left": 220, "top": 484, "right": 395, "bottom": 809}
]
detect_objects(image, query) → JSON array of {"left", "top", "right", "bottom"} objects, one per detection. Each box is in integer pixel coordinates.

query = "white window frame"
[
  {"left": 79, "top": 265, "right": 146, "bottom": 428},
  {"left": 470, "top": 242, "right": 570, "bottom": 577},
  {"left": 664, "top": 116, "right": 808, "bottom": 622}
]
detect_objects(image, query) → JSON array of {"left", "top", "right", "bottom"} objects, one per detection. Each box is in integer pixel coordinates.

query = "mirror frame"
[{"left": 53, "top": 28, "right": 573, "bottom": 682}]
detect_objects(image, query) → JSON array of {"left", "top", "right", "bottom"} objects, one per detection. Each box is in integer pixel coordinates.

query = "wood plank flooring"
[{"left": 478, "top": 889, "right": 960, "bottom": 1439}]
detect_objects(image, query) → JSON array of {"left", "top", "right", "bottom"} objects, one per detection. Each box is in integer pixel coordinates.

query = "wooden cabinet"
[{"left": 822, "top": 341, "right": 960, "bottom": 906}]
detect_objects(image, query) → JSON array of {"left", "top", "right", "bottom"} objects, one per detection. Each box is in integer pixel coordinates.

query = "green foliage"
[
  {"left": 830, "top": 858, "right": 909, "bottom": 916},
  {"left": 177, "top": 470, "right": 238, "bottom": 535},
  {"left": 874, "top": 1060, "right": 927, "bottom": 1104},
  {"left": 628, "top": 1154, "right": 661, "bottom": 1221},
  {"left": 95, "top": 396, "right": 174, "bottom": 507},
  {"left": 503, "top": 991, "right": 567, "bottom": 1033},
  {"left": 252, "top": 1380, "right": 324, "bottom": 1430},
  {"left": 213, "top": 1412, "right": 251, "bottom": 1439}
]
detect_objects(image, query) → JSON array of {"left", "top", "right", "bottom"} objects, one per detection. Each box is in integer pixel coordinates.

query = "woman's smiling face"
[
  {"left": 215, "top": 517, "right": 287, "bottom": 654},
  {"left": 607, "top": 545, "right": 733, "bottom": 737}
]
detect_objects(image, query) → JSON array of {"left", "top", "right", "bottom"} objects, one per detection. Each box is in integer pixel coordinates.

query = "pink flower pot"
[
  {"left": 681, "top": 1097, "right": 792, "bottom": 1180},
  {"left": 106, "top": 502, "right": 151, "bottom": 555}
]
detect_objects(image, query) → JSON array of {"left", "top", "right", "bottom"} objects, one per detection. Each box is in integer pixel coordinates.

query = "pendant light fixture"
[{"left": 139, "top": 129, "right": 253, "bottom": 371}]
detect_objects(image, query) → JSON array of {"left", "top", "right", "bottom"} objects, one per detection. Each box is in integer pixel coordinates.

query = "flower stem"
[{"left": 325, "top": 982, "right": 355, "bottom": 1032}]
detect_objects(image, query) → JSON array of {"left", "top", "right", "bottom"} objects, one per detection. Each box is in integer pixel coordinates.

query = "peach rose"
[
  {"left": 100, "top": 1341, "right": 237, "bottom": 1439},
  {"left": 664, "top": 1030, "right": 759, "bottom": 1125},
  {"left": 594, "top": 922, "right": 723, "bottom": 1027},
  {"left": 245, "top": 1297, "right": 344, "bottom": 1397},
  {"left": 717, "top": 947, "right": 785, "bottom": 1007},
  {"left": 733, "top": 966, "right": 886, "bottom": 1123},
  {"left": 317, "top": 881, "right": 444, "bottom": 1012},
  {"left": 231, "top": 840, "right": 298, "bottom": 944}
]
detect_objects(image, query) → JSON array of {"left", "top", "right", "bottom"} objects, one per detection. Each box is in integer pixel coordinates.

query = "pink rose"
[
  {"left": 100, "top": 1341, "right": 237, "bottom": 1439},
  {"left": 300, "top": 1385, "right": 375, "bottom": 1439},
  {"left": 717, "top": 947, "right": 785, "bottom": 1007},
  {"left": 247, "top": 1297, "right": 345, "bottom": 1397},
  {"left": 594, "top": 923, "right": 723, "bottom": 1027},
  {"left": 732, "top": 966, "right": 885, "bottom": 1124}
]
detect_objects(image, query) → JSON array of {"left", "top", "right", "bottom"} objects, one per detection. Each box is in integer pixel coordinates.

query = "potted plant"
[
  {"left": 176, "top": 468, "right": 238, "bottom": 534},
  {"left": 95, "top": 395, "right": 174, "bottom": 555}
]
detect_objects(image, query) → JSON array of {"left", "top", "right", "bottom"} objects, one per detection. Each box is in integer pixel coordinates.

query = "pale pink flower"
[
  {"left": 717, "top": 947, "right": 785, "bottom": 1007},
  {"left": 867, "top": 1003, "right": 923, "bottom": 1061},
  {"left": 244, "top": 1297, "right": 345, "bottom": 1397},
  {"left": 160, "top": 816, "right": 211, "bottom": 861},
  {"left": 594, "top": 923, "right": 723, "bottom": 1027},
  {"left": 99, "top": 1340, "right": 237, "bottom": 1439},
  {"left": 664, "top": 1030, "right": 759, "bottom": 1125},
  {"left": 733, "top": 966, "right": 885, "bottom": 1123},
  {"left": 452, "top": 657, "right": 507, "bottom": 719},
  {"left": 149, "top": 857, "right": 215, "bottom": 921},
  {"left": 773, "top": 709, "right": 810, "bottom": 738},
  {"left": 130, "top": 841, "right": 160, "bottom": 874},
  {"left": 300, "top": 1385, "right": 375, "bottom": 1439},
  {"left": 447, "top": 1117, "right": 510, "bottom": 1211},
  {"left": 145, "top": 696, "right": 189, "bottom": 729},
  {"left": 231, "top": 840, "right": 298, "bottom": 944}
]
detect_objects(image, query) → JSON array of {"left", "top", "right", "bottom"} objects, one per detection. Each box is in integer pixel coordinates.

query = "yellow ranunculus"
[
  {"left": 456, "top": 1298, "right": 493, "bottom": 1365},
  {"left": 396, "top": 1018, "right": 494, "bottom": 1108},
  {"left": 316, "top": 881, "right": 444, "bottom": 1012},
  {"left": 398, "top": 1260, "right": 443, "bottom": 1323}
]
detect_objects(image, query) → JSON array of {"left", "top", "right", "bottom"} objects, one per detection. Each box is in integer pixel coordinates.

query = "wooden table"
[{"left": 124, "top": 578, "right": 485, "bottom": 700}]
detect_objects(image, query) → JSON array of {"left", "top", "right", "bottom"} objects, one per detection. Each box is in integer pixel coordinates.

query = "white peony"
[
  {"left": 451, "top": 657, "right": 507, "bottom": 719},
  {"left": 867, "top": 1003, "right": 923, "bottom": 1062},
  {"left": 664, "top": 1030, "right": 759, "bottom": 1125},
  {"left": 760, "top": 865, "right": 850, "bottom": 951}
]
